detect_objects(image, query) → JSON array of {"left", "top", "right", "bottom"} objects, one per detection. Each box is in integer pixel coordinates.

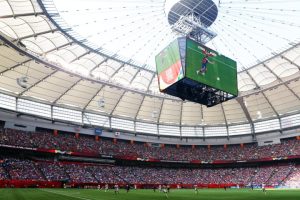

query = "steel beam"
[
  {"left": 18, "top": 70, "right": 58, "bottom": 97},
  {"left": 52, "top": 79, "right": 81, "bottom": 105}
]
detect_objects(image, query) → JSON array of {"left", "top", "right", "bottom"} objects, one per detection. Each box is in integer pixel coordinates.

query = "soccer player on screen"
[{"left": 197, "top": 49, "right": 215, "bottom": 75}]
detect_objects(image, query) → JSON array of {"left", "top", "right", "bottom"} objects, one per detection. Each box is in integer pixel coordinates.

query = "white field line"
[{"left": 40, "top": 189, "right": 93, "bottom": 200}]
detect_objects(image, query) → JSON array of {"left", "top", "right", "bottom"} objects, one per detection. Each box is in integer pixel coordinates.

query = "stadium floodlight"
[
  {"left": 17, "top": 76, "right": 29, "bottom": 89},
  {"left": 98, "top": 98, "right": 105, "bottom": 108},
  {"left": 151, "top": 110, "right": 158, "bottom": 119}
]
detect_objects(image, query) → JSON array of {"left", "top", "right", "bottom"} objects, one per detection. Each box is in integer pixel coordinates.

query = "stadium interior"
[{"left": 0, "top": 0, "right": 300, "bottom": 199}]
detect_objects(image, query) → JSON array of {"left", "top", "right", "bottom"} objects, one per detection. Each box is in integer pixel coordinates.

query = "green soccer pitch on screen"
[{"left": 185, "top": 38, "right": 238, "bottom": 96}]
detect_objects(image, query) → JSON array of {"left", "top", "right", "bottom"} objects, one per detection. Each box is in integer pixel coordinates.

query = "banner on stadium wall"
[
  {"left": 95, "top": 128, "right": 102, "bottom": 135},
  {"left": 160, "top": 160, "right": 190, "bottom": 163},
  {"left": 0, "top": 144, "right": 37, "bottom": 151}
]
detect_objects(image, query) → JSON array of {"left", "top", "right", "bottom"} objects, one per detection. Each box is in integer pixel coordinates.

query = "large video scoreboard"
[{"left": 155, "top": 37, "right": 238, "bottom": 107}]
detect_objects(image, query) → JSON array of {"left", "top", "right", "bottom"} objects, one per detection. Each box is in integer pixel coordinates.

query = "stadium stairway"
[
  {"left": 87, "top": 167, "right": 100, "bottom": 183},
  {"left": 265, "top": 167, "right": 276, "bottom": 185},
  {"left": 112, "top": 168, "right": 130, "bottom": 184},
  {"left": 281, "top": 165, "right": 297, "bottom": 185},
  {"left": 290, "top": 141, "right": 298, "bottom": 155},
  {"left": 279, "top": 165, "right": 295, "bottom": 185},
  {"left": 36, "top": 162, "right": 48, "bottom": 181}
]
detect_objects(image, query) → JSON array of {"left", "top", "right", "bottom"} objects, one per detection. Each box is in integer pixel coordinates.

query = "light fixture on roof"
[
  {"left": 98, "top": 98, "right": 105, "bottom": 108},
  {"left": 151, "top": 110, "right": 158, "bottom": 118},
  {"left": 17, "top": 76, "right": 29, "bottom": 89},
  {"left": 98, "top": 88, "right": 105, "bottom": 109},
  {"left": 257, "top": 111, "right": 262, "bottom": 119},
  {"left": 17, "top": 62, "right": 30, "bottom": 89},
  {"left": 201, "top": 118, "right": 204, "bottom": 125}
]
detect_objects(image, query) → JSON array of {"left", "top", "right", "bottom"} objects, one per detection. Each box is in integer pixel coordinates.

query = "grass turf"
[{"left": 0, "top": 188, "right": 299, "bottom": 200}]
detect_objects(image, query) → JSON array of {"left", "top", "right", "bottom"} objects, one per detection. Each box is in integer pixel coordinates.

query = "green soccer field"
[{"left": 0, "top": 188, "right": 300, "bottom": 200}]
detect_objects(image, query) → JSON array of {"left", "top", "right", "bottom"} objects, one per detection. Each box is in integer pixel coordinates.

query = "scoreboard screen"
[
  {"left": 155, "top": 39, "right": 184, "bottom": 91},
  {"left": 185, "top": 38, "right": 238, "bottom": 96},
  {"left": 155, "top": 37, "right": 238, "bottom": 106}
]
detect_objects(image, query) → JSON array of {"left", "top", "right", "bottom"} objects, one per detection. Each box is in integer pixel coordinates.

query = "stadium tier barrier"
[
  {"left": 0, "top": 180, "right": 240, "bottom": 189},
  {"left": 63, "top": 183, "right": 241, "bottom": 189},
  {"left": 1, "top": 144, "right": 300, "bottom": 165},
  {"left": 0, "top": 180, "right": 62, "bottom": 188}
]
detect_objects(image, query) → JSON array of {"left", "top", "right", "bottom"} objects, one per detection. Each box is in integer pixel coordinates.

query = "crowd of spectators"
[
  {"left": 284, "top": 165, "right": 300, "bottom": 188},
  {"left": 0, "top": 165, "right": 8, "bottom": 180},
  {"left": 0, "top": 157, "right": 297, "bottom": 186},
  {"left": 0, "top": 129, "right": 299, "bottom": 162},
  {"left": 267, "top": 165, "right": 294, "bottom": 185},
  {"left": 89, "top": 165, "right": 123, "bottom": 183},
  {"left": 64, "top": 164, "right": 97, "bottom": 183},
  {"left": 251, "top": 166, "right": 276, "bottom": 184},
  {"left": 39, "top": 162, "right": 69, "bottom": 181},
  {"left": 3, "top": 158, "right": 44, "bottom": 181}
]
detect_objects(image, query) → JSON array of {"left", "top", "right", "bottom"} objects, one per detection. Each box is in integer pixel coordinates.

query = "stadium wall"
[{"left": 0, "top": 180, "right": 240, "bottom": 189}]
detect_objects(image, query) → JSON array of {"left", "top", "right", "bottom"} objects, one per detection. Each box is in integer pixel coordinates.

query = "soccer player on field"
[
  {"left": 194, "top": 185, "right": 199, "bottom": 194},
  {"left": 262, "top": 183, "right": 266, "bottom": 195},
  {"left": 126, "top": 184, "right": 130, "bottom": 193},
  {"left": 114, "top": 184, "right": 119, "bottom": 195},
  {"left": 163, "top": 185, "right": 168, "bottom": 198},
  {"left": 105, "top": 183, "right": 109, "bottom": 192},
  {"left": 153, "top": 185, "right": 156, "bottom": 192}
]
